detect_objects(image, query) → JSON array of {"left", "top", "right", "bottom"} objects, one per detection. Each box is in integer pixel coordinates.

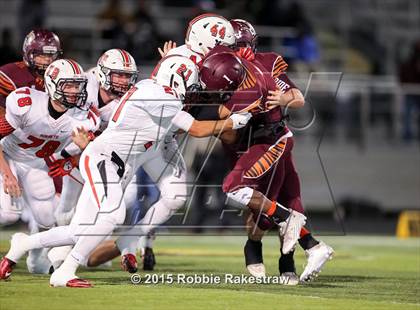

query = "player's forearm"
[
  {"left": 188, "top": 119, "right": 233, "bottom": 138},
  {"left": 0, "top": 146, "right": 12, "bottom": 176},
  {"left": 282, "top": 89, "right": 305, "bottom": 109}
]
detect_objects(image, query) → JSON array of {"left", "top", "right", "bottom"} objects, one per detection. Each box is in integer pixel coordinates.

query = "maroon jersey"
[{"left": 0, "top": 61, "right": 44, "bottom": 107}]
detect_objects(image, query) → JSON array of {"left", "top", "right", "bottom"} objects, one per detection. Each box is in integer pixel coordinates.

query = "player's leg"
[
  {"left": 223, "top": 142, "right": 306, "bottom": 254},
  {"left": 136, "top": 168, "right": 159, "bottom": 270},
  {"left": 54, "top": 169, "right": 84, "bottom": 226},
  {"left": 243, "top": 210, "right": 266, "bottom": 277},
  {"left": 20, "top": 166, "right": 56, "bottom": 229},
  {"left": 1, "top": 164, "right": 98, "bottom": 279},
  {"left": 50, "top": 152, "right": 127, "bottom": 287},
  {"left": 117, "top": 150, "right": 187, "bottom": 272},
  {"left": 0, "top": 224, "right": 76, "bottom": 280},
  {"left": 18, "top": 164, "right": 57, "bottom": 274},
  {"left": 280, "top": 153, "right": 334, "bottom": 282},
  {"left": 47, "top": 169, "right": 85, "bottom": 271},
  {"left": 86, "top": 174, "right": 140, "bottom": 268},
  {"left": 242, "top": 144, "right": 288, "bottom": 279}
]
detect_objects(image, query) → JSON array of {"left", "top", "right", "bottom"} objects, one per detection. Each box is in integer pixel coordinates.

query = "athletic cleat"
[
  {"left": 281, "top": 211, "right": 306, "bottom": 254},
  {"left": 50, "top": 266, "right": 80, "bottom": 287},
  {"left": 246, "top": 263, "right": 266, "bottom": 278},
  {"left": 121, "top": 254, "right": 138, "bottom": 273},
  {"left": 0, "top": 257, "right": 16, "bottom": 280},
  {"left": 7, "top": 233, "right": 30, "bottom": 264},
  {"left": 300, "top": 241, "right": 334, "bottom": 282},
  {"left": 65, "top": 278, "right": 92, "bottom": 288},
  {"left": 281, "top": 272, "right": 299, "bottom": 286},
  {"left": 142, "top": 247, "right": 156, "bottom": 271}
]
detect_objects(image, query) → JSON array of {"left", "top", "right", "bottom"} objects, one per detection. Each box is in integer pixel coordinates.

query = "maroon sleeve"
[
  {"left": 255, "top": 52, "right": 288, "bottom": 77},
  {"left": 275, "top": 73, "right": 298, "bottom": 93},
  {"left": 0, "top": 114, "right": 15, "bottom": 139},
  {"left": 223, "top": 87, "right": 263, "bottom": 113}
]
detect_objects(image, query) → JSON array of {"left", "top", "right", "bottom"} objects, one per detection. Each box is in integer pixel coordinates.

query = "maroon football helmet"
[
  {"left": 199, "top": 52, "right": 246, "bottom": 103},
  {"left": 23, "top": 29, "right": 63, "bottom": 77},
  {"left": 230, "top": 19, "right": 258, "bottom": 52}
]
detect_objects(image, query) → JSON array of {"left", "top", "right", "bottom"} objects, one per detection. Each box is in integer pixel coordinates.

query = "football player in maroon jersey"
[
  {"left": 194, "top": 40, "right": 334, "bottom": 283},
  {"left": 0, "top": 29, "right": 62, "bottom": 110}
]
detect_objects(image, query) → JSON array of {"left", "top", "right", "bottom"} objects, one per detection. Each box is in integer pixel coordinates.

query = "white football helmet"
[
  {"left": 96, "top": 49, "right": 138, "bottom": 96},
  {"left": 186, "top": 13, "right": 236, "bottom": 56},
  {"left": 44, "top": 59, "right": 88, "bottom": 109},
  {"left": 151, "top": 55, "right": 199, "bottom": 100}
]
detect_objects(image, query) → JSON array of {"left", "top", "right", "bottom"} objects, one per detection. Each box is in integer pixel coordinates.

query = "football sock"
[
  {"left": 279, "top": 250, "right": 296, "bottom": 273},
  {"left": 298, "top": 230, "right": 319, "bottom": 250},
  {"left": 244, "top": 239, "right": 263, "bottom": 265},
  {"left": 266, "top": 201, "right": 290, "bottom": 223}
]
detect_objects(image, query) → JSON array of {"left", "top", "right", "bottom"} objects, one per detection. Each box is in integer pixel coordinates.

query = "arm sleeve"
[
  {"left": 276, "top": 73, "right": 298, "bottom": 93},
  {"left": 72, "top": 107, "right": 101, "bottom": 133},
  {"left": 4, "top": 91, "right": 29, "bottom": 129},
  {"left": 0, "top": 71, "right": 16, "bottom": 101},
  {"left": 171, "top": 110, "right": 195, "bottom": 132},
  {"left": 0, "top": 115, "right": 15, "bottom": 139}
]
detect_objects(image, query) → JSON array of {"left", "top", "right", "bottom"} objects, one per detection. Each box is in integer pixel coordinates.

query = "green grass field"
[{"left": 0, "top": 234, "right": 419, "bottom": 310}]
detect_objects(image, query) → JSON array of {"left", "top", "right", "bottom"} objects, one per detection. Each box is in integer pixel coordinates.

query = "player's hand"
[
  {"left": 48, "top": 156, "right": 78, "bottom": 177},
  {"left": 235, "top": 47, "right": 255, "bottom": 61},
  {"left": 2, "top": 170, "right": 21, "bottom": 197},
  {"left": 266, "top": 87, "right": 288, "bottom": 108},
  {"left": 72, "top": 127, "right": 91, "bottom": 150},
  {"left": 229, "top": 112, "right": 252, "bottom": 130},
  {"left": 158, "top": 41, "right": 177, "bottom": 58}
]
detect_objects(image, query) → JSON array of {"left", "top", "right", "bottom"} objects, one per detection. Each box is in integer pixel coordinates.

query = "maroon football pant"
[{"left": 223, "top": 137, "right": 304, "bottom": 214}]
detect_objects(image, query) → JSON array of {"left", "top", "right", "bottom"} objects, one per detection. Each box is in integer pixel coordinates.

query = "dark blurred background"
[{"left": 0, "top": 0, "right": 419, "bottom": 235}]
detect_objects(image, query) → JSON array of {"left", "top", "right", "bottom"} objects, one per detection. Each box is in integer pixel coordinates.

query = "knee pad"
[
  {"left": 25, "top": 171, "right": 55, "bottom": 201},
  {"left": 226, "top": 187, "right": 254, "bottom": 209},
  {"left": 30, "top": 200, "right": 56, "bottom": 229}
]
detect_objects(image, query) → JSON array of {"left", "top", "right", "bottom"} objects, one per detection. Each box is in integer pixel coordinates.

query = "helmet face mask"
[
  {"left": 44, "top": 59, "right": 88, "bottom": 110},
  {"left": 230, "top": 19, "right": 258, "bottom": 53},
  {"left": 54, "top": 78, "right": 88, "bottom": 109},
  {"left": 96, "top": 49, "right": 138, "bottom": 97},
  {"left": 99, "top": 65, "right": 138, "bottom": 97},
  {"left": 23, "top": 29, "right": 63, "bottom": 77}
]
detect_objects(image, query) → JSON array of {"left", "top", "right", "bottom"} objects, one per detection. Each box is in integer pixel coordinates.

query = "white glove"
[{"left": 229, "top": 112, "right": 252, "bottom": 130}]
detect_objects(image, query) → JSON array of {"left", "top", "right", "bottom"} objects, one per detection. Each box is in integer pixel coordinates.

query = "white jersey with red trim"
[
  {"left": 92, "top": 79, "right": 182, "bottom": 162},
  {"left": 166, "top": 44, "right": 203, "bottom": 65},
  {"left": 1, "top": 87, "right": 100, "bottom": 163},
  {"left": 85, "top": 68, "right": 119, "bottom": 131}
]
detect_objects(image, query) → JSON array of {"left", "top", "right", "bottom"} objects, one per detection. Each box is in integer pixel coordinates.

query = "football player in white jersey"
[
  {"left": 45, "top": 49, "right": 139, "bottom": 270},
  {"left": 127, "top": 12, "right": 236, "bottom": 269},
  {"left": 51, "top": 49, "right": 138, "bottom": 227},
  {"left": 0, "top": 59, "right": 100, "bottom": 274},
  {"left": 85, "top": 54, "right": 252, "bottom": 273},
  {"left": 159, "top": 13, "right": 236, "bottom": 64},
  {"left": 0, "top": 55, "right": 250, "bottom": 287}
]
